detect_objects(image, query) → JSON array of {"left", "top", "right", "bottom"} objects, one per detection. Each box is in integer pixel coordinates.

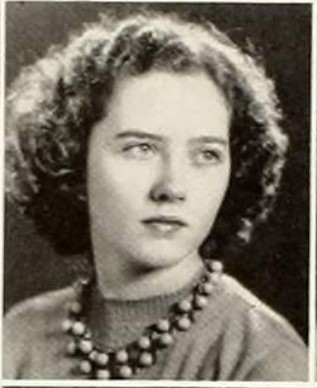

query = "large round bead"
[
  {"left": 66, "top": 340, "right": 77, "bottom": 355},
  {"left": 79, "top": 360, "right": 92, "bottom": 374},
  {"left": 194, "top": 295, "right": 208, "bottom": 309},
  {"left": 62, "top": 319, "right": 72, "bottom": 333},
  {"left": 201, "top": 282, "right": 213, "bottom": 295},
  {"left": 156, "top": 318, "right": 170, "bottom": 332},
  {"left": 95, "top": 352, "right": 109, "bottom": 366},
  {"left": 88, "top": 350, "right": 98, "bottom": 362},
  {"left": 79, "top": 339, "right": 93, "bottom": 354},
  {"left": 119, "top": 365, "right": 133, "bottom": 378},
  {"left": 211, "top": 260, "right": 223, "bottom": 273},
  {"left": 177, "top": 299, "right": 192, "bottom": 313},
  {"left": 158, "top": 332, "right": 173, "bottom": 347},
  {"left": 138, "top": 336, "right": 151, "bottom": 350},
  {"left": 176, "top": 316, "right": 192, "bottom": 331},
  {"left": 72, "top": 321, "right": 86, "bottom": 336},
  {"left": 96, "top": 368, "right": 111, "bottom": 379},
  {"left": 139, "top": 351, "right": 154, "bottom": 367},
  {"left": 115, "top": 349, "right": 129, "bottom": 363}
]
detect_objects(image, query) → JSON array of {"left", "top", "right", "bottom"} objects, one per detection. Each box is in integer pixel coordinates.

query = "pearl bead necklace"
[{"left": 62, "top": 260, "right": 223, "bottom": 379}]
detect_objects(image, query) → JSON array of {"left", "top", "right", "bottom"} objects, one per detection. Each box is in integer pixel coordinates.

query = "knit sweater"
[{"left": 3, "top": 274, "right": 307, "bottom": 381}]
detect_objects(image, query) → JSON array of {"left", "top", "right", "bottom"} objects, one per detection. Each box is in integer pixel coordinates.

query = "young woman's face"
[{"left": 88, "top": 71, "right": 231, "bottom": 271}]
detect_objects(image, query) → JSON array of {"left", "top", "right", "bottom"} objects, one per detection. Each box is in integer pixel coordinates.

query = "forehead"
[{"left": 102, "top": 71, "right": 231, "bottom": 139}]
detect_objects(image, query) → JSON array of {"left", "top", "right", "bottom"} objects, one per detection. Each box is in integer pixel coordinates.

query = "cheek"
[
  {"left": 193, "top": 164, "right": 231, "bottom": 220},
  {"left": 88, "top": 163, "right": 134, "bottom": 237},
  {"left": 88, "top": 156, "right": 154, "bottom": 215}
]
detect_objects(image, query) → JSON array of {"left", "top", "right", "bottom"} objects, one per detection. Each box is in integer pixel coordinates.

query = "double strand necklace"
[{"left": 62, "top": 260, "right": 223, "bottom": 379}]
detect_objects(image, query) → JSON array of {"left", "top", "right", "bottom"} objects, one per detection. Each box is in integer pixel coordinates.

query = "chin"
[{"left": 130, "top": 245, "right": 198, "bottom": 272}]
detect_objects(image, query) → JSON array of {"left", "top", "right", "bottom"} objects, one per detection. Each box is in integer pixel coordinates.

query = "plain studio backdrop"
[{"left": 4, "top": 2, "right": 311, "bottom": 342}]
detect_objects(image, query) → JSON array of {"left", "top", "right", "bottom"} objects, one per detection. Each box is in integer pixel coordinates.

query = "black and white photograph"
[{"left": 3, "top": 1, "right": 312, "bottom": 381}]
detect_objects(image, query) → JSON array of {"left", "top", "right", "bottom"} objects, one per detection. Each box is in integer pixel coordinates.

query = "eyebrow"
[
  {"left": 115, "top": 130, "right": 228, "bottom": 146},
  {"left": 190, "top": 136, "right": 228, "bottom": 147},
  {"left": 115, "top": 130, "right": 162, "bottom": 142}
]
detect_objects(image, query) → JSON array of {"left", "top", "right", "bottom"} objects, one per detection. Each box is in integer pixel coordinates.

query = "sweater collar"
[{"left": 87, "top": 266, "right": 204, "bottom": 350}]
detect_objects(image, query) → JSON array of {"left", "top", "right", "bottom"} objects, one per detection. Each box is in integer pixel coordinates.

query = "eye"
[
  {"left": 194, "top": 148, "right": 224, "bottom": 165},
  {"left": 122, "top": 142, "right": 156, "bottom": 158}
]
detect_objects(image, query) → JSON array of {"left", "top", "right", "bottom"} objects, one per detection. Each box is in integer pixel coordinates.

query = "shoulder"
[
  {"left": 221, "top": 275, "right": 303, "bottom": 344},
  {"left": 4, "top": 286, "right": 75, "bottom": 330},
  {"left": 3, "top": 286, "right": 75, "bottom": 378},
  {"left": 214, "top": 274, "right": 308, "bottom": 380}
]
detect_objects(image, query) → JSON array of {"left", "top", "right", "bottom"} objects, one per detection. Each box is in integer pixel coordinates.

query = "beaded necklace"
[{"left": 62, "top": 260, "right": 223, "bottom": 379}]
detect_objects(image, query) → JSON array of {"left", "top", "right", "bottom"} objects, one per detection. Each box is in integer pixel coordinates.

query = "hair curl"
[{"left": 6, "top": 11, "right": 288, "bottom": 256}]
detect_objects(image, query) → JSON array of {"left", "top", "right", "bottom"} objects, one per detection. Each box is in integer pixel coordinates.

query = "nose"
[{"left": 149, "top": 156, "right": 186, "bottom": 204}]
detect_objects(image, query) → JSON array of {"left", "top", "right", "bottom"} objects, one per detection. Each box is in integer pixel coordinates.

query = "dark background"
[{"left": 4, "top": 2, "right": 311, "bottom": 342}]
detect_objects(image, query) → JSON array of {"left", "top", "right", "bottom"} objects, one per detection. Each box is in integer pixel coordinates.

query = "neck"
[{"left": 93, "top": 250, "right": 204, "bottom": 301}]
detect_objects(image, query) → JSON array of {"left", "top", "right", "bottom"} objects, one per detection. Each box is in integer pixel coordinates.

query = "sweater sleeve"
[
  {"left": 3, "top": 287, "right": 74, "bottom": 379},
  {"left": 236, "top": 298, "right": 308, "bottom": 381},
  {"left": 3, "top": 303, "right": 32, "bottom": 379},
  {"left": 243, "top": 301, "right": 308, "bottom": 381},
  {"left": 216, "top": 276, "right": 308, "bottom": 381},
  {"left": 245, "top": 343, "right": 308, "bottom": 381}
]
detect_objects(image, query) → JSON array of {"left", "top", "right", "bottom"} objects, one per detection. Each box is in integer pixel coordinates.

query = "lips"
[
  {"left": 142, "top": 216, "right": 188, "bottom": 227},
  {"left": 142, "top": 216, "right": 188, "bottom": 236}
]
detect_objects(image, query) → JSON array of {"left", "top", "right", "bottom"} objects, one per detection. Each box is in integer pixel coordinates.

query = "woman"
[{"left": 4, "top": 9, "right": 307, "bottom": 380}]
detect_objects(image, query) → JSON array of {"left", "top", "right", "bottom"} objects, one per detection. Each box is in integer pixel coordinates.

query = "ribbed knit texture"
[
  {"left": 88, "top": 268, "right": 203, "bottom": 350},
  {"left": 4, "top": 274, "right": 307, "bottom": 381}
]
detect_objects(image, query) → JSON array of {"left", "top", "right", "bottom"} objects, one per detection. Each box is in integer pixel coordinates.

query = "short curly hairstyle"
[{"left": 5, "top": 11, "right": 288, "bottom": 256}]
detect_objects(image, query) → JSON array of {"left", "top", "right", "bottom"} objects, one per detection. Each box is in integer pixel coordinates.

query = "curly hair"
[{"left": 5, "top": 11, "right": 288, "bottom": 256}]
